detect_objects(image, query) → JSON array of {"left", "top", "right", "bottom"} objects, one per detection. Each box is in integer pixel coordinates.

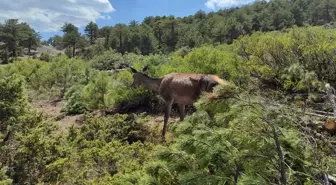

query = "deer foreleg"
[
  {"left": 162, "top": 100, "right": 173, "bottom": 140},
  {"left": 178, "top": 104, "right": 185, "bottom": 121}
]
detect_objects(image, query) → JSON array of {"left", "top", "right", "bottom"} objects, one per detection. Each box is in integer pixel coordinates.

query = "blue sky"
[
  {"left": 89, "top": 0, "right": 211, "bottom": 41},
  {"left": 0, "top": 0, "right": 264, "bottom": 40}
]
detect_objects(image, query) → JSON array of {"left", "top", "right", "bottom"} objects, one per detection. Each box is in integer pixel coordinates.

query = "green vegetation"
[
  {"left": 46, "top": 0, "right": 336, "bottom": 57},
  {"left": 1, "top": 0, "right": 336, "bottom": 184},
  {"left": 0, "top": 19, "right": 41, "bottom": 63},
  {"left": 1, "top": 25, "right": 336, "bottom": 185}
]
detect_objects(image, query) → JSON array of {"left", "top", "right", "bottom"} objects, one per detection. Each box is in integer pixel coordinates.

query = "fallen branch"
[
  {"left": 328, "top": 175, "right": 336, "bottom": 185},
  {"left": 304, "top": 112, "right": 336, "bottom": 119},
  {"left": 303, "top": 112, "right": 336, "bottom": 132},
  {"left": 325, "top": 83, "right": 336, "bottom": 117},
  {"left": 272, "top": 126, "right": 287, "bottom": 185},
  {"left": 313, "top": 110, "right": 335, "bottom": 116},
  {"left": 324, "top": 173, "right": 330, "bottom": 185},
  {"left": 300, "top": 125, "right": 336, "bottom": 155}
]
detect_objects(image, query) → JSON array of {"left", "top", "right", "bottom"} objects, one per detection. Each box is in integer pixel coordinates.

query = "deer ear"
[
  {"left": 130, "top": 67, "right": 137, "bottom": 73},
  {"left": 142, "top": 65, "right": 149, "bottom": 72},
  {"left": 189, "top": 77, "right": 200, "bottom": 84}
]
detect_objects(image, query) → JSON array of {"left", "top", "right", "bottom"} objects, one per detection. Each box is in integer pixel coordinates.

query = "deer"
[{"left": 126, "top": 65, "right": 225, "bottom": 140}]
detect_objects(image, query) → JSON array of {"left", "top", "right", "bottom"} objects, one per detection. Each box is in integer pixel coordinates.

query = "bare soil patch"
[
  {"left": 30, "top": 98, "right": 189, "bottom": 140},
  {"left": 31, "top": 100, "right": 83, "bottom": 133}
]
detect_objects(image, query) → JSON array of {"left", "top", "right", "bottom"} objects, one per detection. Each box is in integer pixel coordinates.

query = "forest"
[{"left": 1, "top": 0, "right": 336, "bottom": 184}]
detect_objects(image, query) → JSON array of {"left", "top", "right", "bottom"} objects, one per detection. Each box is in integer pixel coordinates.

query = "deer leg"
[
  {"left": 162, "top": 99, "right": 173, "bottom": 140},
  {"left": 178, "top": 104, "right": 185, "bottom": 121}
]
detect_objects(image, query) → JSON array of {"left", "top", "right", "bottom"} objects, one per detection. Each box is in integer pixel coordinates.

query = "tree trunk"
[
  {"left": 158, "top": 30, "right": 162, "bottom": 49},
  {"left": 105, "top": 35, "right": 110, "bottom": 49},
  {"left": 119, "top": 33, "right": 122, "bottom": 53},
  {"left": 90, "top": 29, "right": 93, "bottom": 45},
  {"left": 3, "top": 46, "right": 8, "bottom": 64},
  {"left": 12, "top": 48, "right": 16, "bottom": 57},
  {"left": 72, "top": 43, "right": 76, "bottom": 58},
  {"left": 28, "top": 40, "right": 31, "bottom": 54}
]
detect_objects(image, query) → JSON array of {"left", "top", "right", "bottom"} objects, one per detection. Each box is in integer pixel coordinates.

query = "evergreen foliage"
[{"left": 0, "top": 1, "right": 336, "bottom": 184}]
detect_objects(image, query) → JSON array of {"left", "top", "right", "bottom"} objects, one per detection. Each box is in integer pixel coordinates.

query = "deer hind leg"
[
  {"left": 162, "top": 99, "right": 173, "bottom": 140},
  {"left": 178, "top": 104, "right": 185, "bottom": 121}
]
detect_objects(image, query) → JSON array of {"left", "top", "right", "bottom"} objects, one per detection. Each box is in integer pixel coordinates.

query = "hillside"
[
  {"left": 1, "top": 25, "right": 336, "bottom": 184},
  {"left": 35, "top": 45, "right": 64, "bottom": 56},
  {"left": 1, "top": 0, "right": 336, "bottom": 184}
]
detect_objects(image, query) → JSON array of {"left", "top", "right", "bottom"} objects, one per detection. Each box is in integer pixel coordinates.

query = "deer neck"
[{"left": 141, "top": 75, "right": 162, "bottom": 93}]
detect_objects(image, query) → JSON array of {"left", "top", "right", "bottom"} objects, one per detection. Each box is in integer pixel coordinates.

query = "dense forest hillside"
[
  {"left": 2, "top": 0, "right": 336, "bottom": 63},
  {"left": 46, "top": 0, "right": 336, "bottom": 56},
  {"left": 1, "top": 0, "right": 336, "bottom": 185}
]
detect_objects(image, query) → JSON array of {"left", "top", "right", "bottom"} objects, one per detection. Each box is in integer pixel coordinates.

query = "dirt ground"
[
  {"left": 30, "top": 99, "right": 184, "bottom": 135},
  {"left": 31, "top": 100, "right": 83, "bottom": 133}
]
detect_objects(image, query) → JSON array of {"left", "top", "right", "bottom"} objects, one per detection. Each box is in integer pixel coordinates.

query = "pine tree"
[
  {"left": 61, "top": 23, "right": 81, "bottom": 58},
  {"left": 85, "top": 21, "right": 99, "bottom": 45}
]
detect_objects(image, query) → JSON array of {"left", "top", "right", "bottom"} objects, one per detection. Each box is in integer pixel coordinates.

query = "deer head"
[
  {"left": 130, "top": 65, "right": 149, "bottom": 88},
  {"left": 190, "top": 75, "right": 219, "bottom": 93}
]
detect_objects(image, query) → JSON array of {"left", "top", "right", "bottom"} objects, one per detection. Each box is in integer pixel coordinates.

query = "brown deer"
[{"left": 128, "top": 65, "right": 225, "bottom": 140}]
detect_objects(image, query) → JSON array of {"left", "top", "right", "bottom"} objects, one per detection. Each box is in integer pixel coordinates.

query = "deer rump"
[{"left": 158, "top": 73, "right": 222, "bottom": 105}]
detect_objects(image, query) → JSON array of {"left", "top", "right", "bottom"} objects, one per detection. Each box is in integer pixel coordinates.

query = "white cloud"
[
  {"left": 205, "top": 0, "right": 263, "bottom": 9},
  {"left": 0, "top": 0, "right": 115, "bottom": 32}
]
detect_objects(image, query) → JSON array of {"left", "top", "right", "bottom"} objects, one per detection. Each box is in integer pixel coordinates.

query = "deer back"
[{"left": 158, "top": 73, "right": 223, "bottom": 105}]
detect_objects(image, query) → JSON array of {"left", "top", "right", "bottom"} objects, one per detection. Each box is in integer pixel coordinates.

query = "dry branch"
[
  {"left": 300, "top": 125, "right": 336, "bottom": 155},
  {"left": 328, "top": 175, "right": 336, "bottom": 185},
  {"left": 303, "top": 112, "right": 336, "bottom": 133},
  {"left": 325, "top": 83, "right": 336, "bottom": 117},
  {"left": 272, "top": 126, "right": 287, "bottom": 185},
  {"left": 304, "top": 112, "right": 336, "bottom": 119},
  {"left": 313, "top": 110, "right": 335, "bottom": 116}
]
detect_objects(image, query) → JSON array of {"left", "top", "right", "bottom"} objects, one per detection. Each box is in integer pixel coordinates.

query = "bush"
[
  {"left": 175, "top": 46, "right": 192, "bottom": 58},
  {"left": 81, "top": 72, "right": 114, "bottom": 110},
  {"left": 141, "top": 87, "right": 336, "bottom": 185},
  {"left": 0, "top": 74, "right": 28, "bottom": 124},
  {"left": 41, "top": 113, "right": 160, "bottom": 185},
  {"left": 79, "top": 113, "right": 159, "bottom": 144},
  {"left": 64, "top": 47, "right": 73, "bottom": 58},
  {"left": 235, "top": 26, "right": 336, "bottom": 90},
  {"left": 39, "top": 52, "right": 52, "bottom": 62},
  {"left": 0, "top": 165, "right": 12, "bottom": 185},
  {"left": 91, "top": 50, "right": 127, "bottom": 71},
  {"left": 0, "top": 56, "right": 93, "bottom": 100},
  {"left": 62, "top": 85, "right": 88, "bottom": 115},
  {"left": 113, "top": 88, "right": 161, "bottom": 114}
]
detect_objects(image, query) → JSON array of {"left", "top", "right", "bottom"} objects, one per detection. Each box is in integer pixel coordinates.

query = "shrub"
[
  {"left": 39, "top": 52, "right": 52, "bottom": 62},
  {"left": 79, "top": 113, "right": 159, "bottom": 144},
  {"left": 143, "top": 87, "right": 336, "bottom": 185},
  {"left": 0, "top": 56, "right": 92, "bottom": 100},
  {"left": 62, "top": 85, "right": 88, "bottom": 115},
  {"left": 175, "top": 46, "right": 192, "bottom": 58},
  {"left": 0, "top": 165, "right": 12, "bottom": 185},
  {"left": 235, "top": 26, "right": 336, "bottom": 91},
  {"left": 64, "top": 47, "right": 73, "bottom": 58},
  {"left": 81, "top": 72, "right": 114, "bottom": 110},
  {"left": 113, "top": 88, "right": 161, "bottom": 114},
  {"left": 106, "top": 69, "right": 162, "bottom": 114},
  {"left": 0, "top": 74, "right": 28, "bottom": 124},
  {"left": 91, "top": 50, "right": 127, "bottom": 71}
]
